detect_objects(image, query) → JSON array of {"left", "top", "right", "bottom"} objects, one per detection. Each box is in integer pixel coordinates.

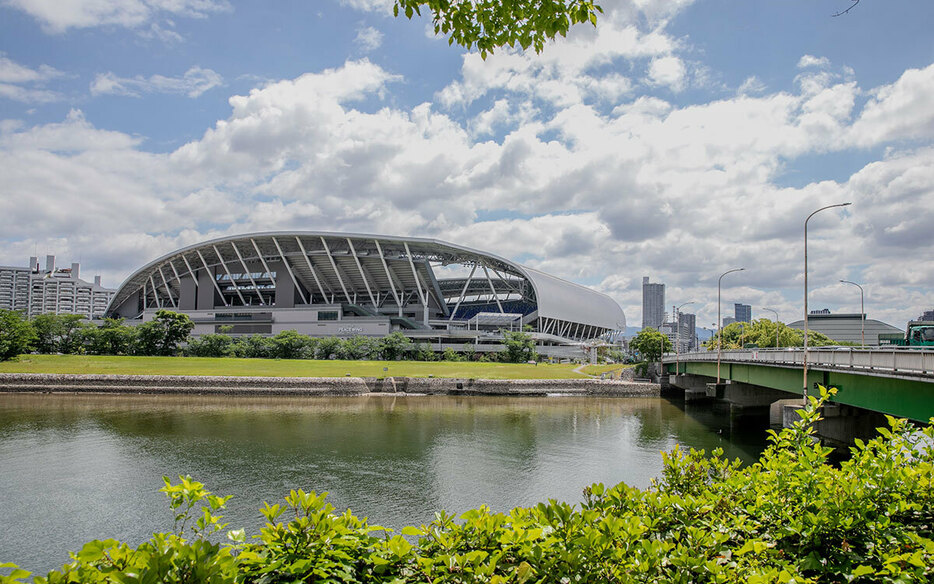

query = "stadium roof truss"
[{"left": 106, "top": 232, "right": 625, "bottom": 342}]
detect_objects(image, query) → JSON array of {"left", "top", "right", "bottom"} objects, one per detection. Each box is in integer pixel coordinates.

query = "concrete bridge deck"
[{"left": 663, "top": 348, "right": 934, "bottom": 423}]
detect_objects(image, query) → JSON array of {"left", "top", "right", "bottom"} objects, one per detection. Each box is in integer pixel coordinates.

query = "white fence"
[{"left": 665, "top": 348, "right": 934, "bottom": 376}]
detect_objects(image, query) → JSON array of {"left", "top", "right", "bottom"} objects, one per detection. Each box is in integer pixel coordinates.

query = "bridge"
[{"left": 662, "top": 348, "right": 934, "bottom": 429}]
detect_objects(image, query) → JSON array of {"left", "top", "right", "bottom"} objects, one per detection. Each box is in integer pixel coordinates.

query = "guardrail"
[{"left": 664, "top": 347, "right": 934, "bottom": 376}]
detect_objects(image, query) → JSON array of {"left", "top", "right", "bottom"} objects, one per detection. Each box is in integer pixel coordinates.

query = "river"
[{"left": 0, "top": 393, "right": 768, "bottom": 575}]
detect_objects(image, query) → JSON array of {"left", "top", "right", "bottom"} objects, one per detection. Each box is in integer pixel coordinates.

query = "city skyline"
[{"left": 1, "top": 1, "right": 932, "bottom": 331}]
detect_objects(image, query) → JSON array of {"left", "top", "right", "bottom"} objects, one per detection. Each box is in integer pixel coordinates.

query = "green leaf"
[{"left": 516, "top": 561, "right": 534, "bottom": 584}]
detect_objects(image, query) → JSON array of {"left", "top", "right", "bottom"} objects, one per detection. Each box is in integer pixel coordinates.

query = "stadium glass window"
[{"left": 319, "top": 311, "right": 338, "bottom": 321}]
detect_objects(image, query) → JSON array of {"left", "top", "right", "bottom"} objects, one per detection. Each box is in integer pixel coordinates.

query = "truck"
[{"left": 882, "top": 321, "right": 934, "bottom": 347}]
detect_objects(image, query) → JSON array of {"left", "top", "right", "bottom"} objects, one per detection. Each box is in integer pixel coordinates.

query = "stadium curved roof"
[{"left": 106, "top": 231, "right": 625, "bottom": 335}]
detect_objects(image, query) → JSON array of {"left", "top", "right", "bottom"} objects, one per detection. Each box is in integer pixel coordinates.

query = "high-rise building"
[
  {"left": 0, "top": 255, "right": 115, "bottom": 319},
  {"left": 678, "top": 311, "right": 696, "bottom": 351},
  {"left": 918, "top": 310, "right": 934, "bottom": 322},
  {"left": 642, "top": 276, "right": 665, "bottom": 330},
  {"left": 660, "top": 309, "right": 697, "bottom": 353},
  {"left": 734, "top": 303, "right": 752, "bottom": 323},
  {"left": 723, "top": 316, "right": 736, "bottom": 327}
]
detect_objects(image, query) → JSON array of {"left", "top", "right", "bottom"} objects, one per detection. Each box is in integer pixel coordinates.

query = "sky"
[{"left": 1, "top": 0, "right": 933, "bottom": 332}]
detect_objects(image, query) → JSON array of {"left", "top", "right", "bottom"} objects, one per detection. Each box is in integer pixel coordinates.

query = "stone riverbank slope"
[{"left": 0, "top": 373, "right": 658, "bottom": 397}]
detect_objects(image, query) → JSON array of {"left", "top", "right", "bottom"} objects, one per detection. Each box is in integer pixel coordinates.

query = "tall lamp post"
[
  {"left": 762, "top": 307, "right": 780, "bottom": 348},
  {"left": 717, "top": 268, "right": 745, "bottom": 384},
  {"left": 675, "top": 301, "right": 695, "bottom": 375},
  {"left": 840, "top": 280, "right": 865, "bottom": 347},
  {"left": 803, "top": 202, "right": 852, "bottom": 402}
]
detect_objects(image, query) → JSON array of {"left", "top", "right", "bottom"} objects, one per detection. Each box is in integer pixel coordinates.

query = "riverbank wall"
[{"left": 0, "top": 373, "right": 658, "bottom": 397}]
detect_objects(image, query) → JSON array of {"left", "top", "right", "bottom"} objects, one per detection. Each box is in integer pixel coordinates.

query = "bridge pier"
[
  {"left": 665, "top": 363, "right": 920, "bottom": 448},
  {"left": 778, "top": 402, "right": 888, "bottom": 449},
  {"left": 666, "top": 374, "right": 712, "bottom": 402},
  {"left": 669, "top": 374, "right": 789, "bottom": 410}
]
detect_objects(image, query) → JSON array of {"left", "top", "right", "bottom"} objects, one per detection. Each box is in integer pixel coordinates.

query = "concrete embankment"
[{"left": 0, "top": 373, "right": 658, "bottom": 397}]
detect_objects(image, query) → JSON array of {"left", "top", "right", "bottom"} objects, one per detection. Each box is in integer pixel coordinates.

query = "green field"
[{"left": 0, "top": 355, "right": 628, "bottom": 380}]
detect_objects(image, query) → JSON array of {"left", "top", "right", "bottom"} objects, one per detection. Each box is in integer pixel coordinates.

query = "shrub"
[
  {"left": 337, "top": 335, "right": 377, "bottom": 360},
  {"left": 268, "top": 330, "right": 314, "bottom": 359},
  {"left": 315, "top": 336, "right": 342, "bottom": 360},
  {"left": 231, "top": 335, "right": 273, "bottom": 359},
  {"left": 186, "top": 334, "right": 235, "bottom": 358},
  {"left": 377, "top": 332, "right": 412, "bottom": 360}
]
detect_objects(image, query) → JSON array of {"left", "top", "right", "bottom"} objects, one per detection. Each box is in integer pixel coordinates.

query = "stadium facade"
[{"left": 105, "top": 232, "right": 625, "bottom": 355}]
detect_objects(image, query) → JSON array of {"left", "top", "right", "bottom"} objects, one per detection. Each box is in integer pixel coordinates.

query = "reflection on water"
[{"left": 0, "top": 393, "right": 767, "bottom": 574}]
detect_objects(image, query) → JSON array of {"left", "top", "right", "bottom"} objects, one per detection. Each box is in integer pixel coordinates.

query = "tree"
[
  {"left": 337, "top": 335, "right": 377, "bottom": 360},
  {"left": 186, "top": 333, "right": 235, "bottom": 358},
  {"left": 315, "top": 336, "right": 342, "bottom": 360},
  {"left": 30, "top": 313, "right": 63, "bottom": 354},
  {"left": 232, "top": 335, "right": 273, "bottom": 359},
  {"left": 268, "top": 330, "right": 314, "bottom": 359},
  {"left": 57, "top": 314, "right": 91, "bottom": 354},
  {"left": 394, "top": 0, "right": 602, "bottom": 58},
  {"left": 83, "top": 318, "right": 137, "bottom": 355},
  {"left": 629, "top": 327, "right": 671, "bottom": 362},
  {"left": 442, "top": 347, "right": 463, "bottom": 361},
  {"left": 0, "top": 309, "right": 36, "bottom": 361},
  {"left": 377, "top": 331, "right": 412, "bottom": 361},
  {"left": 29, "top": 313, "right": 91, "bottom": 354},
  {"left": 705, "top": 319, "right": 836, "bottom": 350},
  {"left": 135, "top": 310, "right": 195, "bottom": 356},
  {"left": 415, "top": 343, "right": 436, "bottom": 361},
  {"left": 501, "top": 329, "right": 537, "bottom": 363}
]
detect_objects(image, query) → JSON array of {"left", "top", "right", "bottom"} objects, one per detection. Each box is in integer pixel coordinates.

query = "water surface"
[{"left": 0, "top": 393, "right": 767, "bottom": 574}]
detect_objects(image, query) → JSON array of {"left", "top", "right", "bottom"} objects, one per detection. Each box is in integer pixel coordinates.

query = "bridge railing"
[{"left": 665, "top": 347, "right": 934, "bottom": 376}]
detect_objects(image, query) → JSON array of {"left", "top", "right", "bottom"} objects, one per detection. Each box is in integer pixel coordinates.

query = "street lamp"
[
  {"left": 717, "top": 267, "right": 745, "bottom": 384},
  {"left": 762, "top": 307, "right": 780, "bottom": 348},
  {"left": 803, "top": 202, "right": 852, "bottom": 402},
  {"left": 840, "top": 280, "right": 865, "bottom": 347},
  {"left": 675, "top": 301, "right": 695, "bottom": 374}
]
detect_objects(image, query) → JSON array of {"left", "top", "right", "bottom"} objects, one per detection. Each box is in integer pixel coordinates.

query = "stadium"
[{"left": 106, "top": 232, "right": 625, "bottom": 357}]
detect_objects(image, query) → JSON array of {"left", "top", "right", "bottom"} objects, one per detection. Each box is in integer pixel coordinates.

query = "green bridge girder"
[{"left": 665, "top": 360, "right": 934, "bottom": 423}]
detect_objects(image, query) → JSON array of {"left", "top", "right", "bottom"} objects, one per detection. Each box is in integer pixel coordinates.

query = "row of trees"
[
  {"left": 626, "top": 321, "right": 841, "bottom": 378},
  {"left": 188, "top": 328, "right": 536, "bottom": 362},
  {"left": 0, "top": 309, "right": 539, "bottom": 363},
  {"left": 1, "top": 309, "right": 198, "bottom": 360},
  {"left": 704, "top": 319, "right": 837, "bottom": 350}
]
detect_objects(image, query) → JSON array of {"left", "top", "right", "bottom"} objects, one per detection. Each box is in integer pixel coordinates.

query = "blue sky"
[{"left": 2, "top": 0, "right": 933, "bottom": 330}]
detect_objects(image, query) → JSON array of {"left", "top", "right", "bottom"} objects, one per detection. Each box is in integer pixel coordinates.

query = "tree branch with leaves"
[{"left": 394, "top": 0, "right": 602, "bottom": 58}]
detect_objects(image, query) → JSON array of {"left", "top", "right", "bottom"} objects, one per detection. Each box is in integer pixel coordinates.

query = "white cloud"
[
  {"left": 2, "top": 25, "right": 934, "bottom": 330},
  {"left": 4, "top": 0, "right": 230, "bottom": 34},
  {"left": 339, "top": 0, "right": 394, "bottom": 14},
  {"left": 0, "top": 55, "right": 64, "bottom": 102},
  {"left": 737, "top": 76, "right": 766, "bottom": 95},
  {"left": 90, "top": 66, "right": 223, "bottom": 98},
  {"left": 798, "top": 54, "right": 831, "bottom": 69},
  {"left": 647, "top": 56, "right": 687, "bottom": 92},
  {"left": 0, "top": 55, "right": 63, "bottom": 84},
  {"left": 434, "top": 13, "right": 676, "bottom": 109},
  {"left": 355, "top": 25, "right": 384, "bottom": 52},
  {"left": 0, "top": 83, "right": 61, "bottom": 103},
  {"left": 847, "top": 63, "right": 934, "bottom": 147}
]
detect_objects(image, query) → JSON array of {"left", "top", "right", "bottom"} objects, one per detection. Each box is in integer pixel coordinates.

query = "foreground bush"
[{"left": 3, "top": 387, "right": 932, "bottom": 583}]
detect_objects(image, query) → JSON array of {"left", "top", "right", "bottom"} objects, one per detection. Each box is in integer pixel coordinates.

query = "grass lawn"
[{"left": 0, "top": 355, "right": 629, "bottom": 380}]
